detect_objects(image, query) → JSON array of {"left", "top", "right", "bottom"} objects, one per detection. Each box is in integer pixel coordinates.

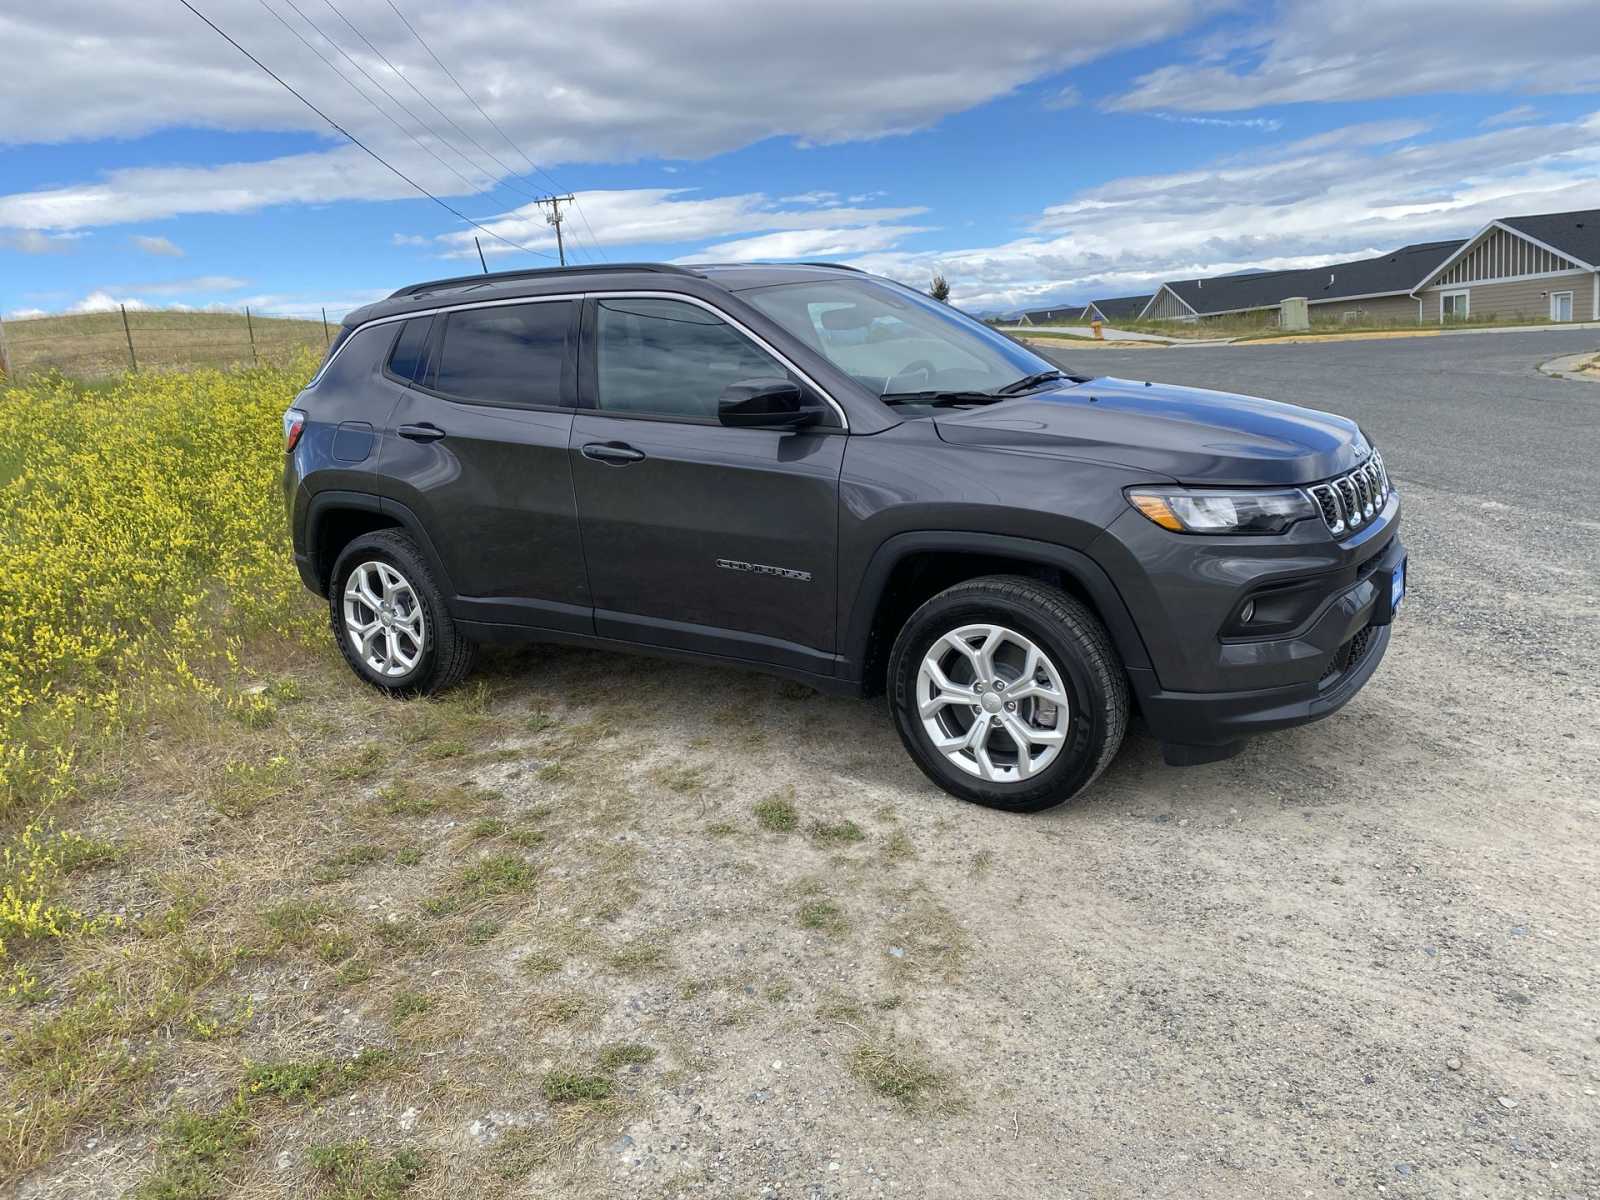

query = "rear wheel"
[
  {"left": 328, "top": 529, "right": 475, "bottom": 695},
  {"left": 887, "top": 576, "right": 1128, "bottom": 812}
]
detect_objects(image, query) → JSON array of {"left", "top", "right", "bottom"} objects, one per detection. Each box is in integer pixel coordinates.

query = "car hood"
[{"left": 932, "top": 376, "right": 1367, "bottom": 485}]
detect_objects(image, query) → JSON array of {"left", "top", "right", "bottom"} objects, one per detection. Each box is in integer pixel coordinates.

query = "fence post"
[
  {"left": 245, "top": 306, "right": 258, "bottom": 366},
  {"left": 321, "top": 307, "right": 330, "bottom": 347},
  {"left": 0, "top": 313, "right": 9, "bottom": 381},
  {"left": 120, "top": 304, "right": 138, "bottom": 373}
]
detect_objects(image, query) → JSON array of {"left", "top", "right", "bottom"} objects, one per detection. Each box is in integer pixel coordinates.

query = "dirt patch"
[{"left": 9, "top": 501, "right": 1599, "bottom": 1199}]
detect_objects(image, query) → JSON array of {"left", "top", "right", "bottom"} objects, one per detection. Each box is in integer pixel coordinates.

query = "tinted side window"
[
  {"left": 595, "top": 298, "right": 785, "bottom": 421},
  {"left": 386, "top": 316, "right": 434, "bottom": 383},
  {"left": 432, "top": 301, "right": 572, "bottom": 406}
]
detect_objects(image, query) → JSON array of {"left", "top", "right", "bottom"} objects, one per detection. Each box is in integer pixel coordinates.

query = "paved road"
[{"left": 1033, "top": 329, "right": 1600, "bottom": 517}]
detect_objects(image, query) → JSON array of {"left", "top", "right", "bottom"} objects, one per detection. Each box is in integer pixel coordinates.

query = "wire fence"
[{"left": 0, "top": 306, "right": 337, "bottom": 383}]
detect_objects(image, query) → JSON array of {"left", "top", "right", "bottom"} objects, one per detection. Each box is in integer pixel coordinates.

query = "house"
[
  {"left": 1411, "top": 209, "right": 1600, "bottom": 323},
  {"left": 1087, "top": 294, "right": 1153, "bottom": 323},
  {"left": 1138, "top": 206, "right": 1600, "bottom": 325},
  {"left": 1017, "top": 305, "right": 1090, "bottom": 326},
  {"left": 1139, "top": 241, "right": 1462, "bottom": 324}
]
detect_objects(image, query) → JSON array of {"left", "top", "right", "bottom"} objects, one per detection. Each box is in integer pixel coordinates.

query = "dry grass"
[{"left": 1, "top": 309, "right": 329, "bottom": 381}]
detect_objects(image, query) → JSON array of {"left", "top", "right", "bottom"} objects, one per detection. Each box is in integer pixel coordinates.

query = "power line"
[
  {"left": 380, "top": 0, "right": 607, "bottom": 263},
  {"left": 255, "top": 0, "right": 486, "bottom": 196},
  {"left": 276, "top": 0, "right": 496, "bottom": 194},
  {"left": 320, "top": 0, "right": 545, "bottom": 204},
  {"left": 176, "top": 0, "right": 553, "bottom": 261}
]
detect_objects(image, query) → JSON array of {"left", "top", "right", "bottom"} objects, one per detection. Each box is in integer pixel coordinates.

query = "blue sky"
[{"left": 3, "top": 0, "right": 1598, "bottom": 318}]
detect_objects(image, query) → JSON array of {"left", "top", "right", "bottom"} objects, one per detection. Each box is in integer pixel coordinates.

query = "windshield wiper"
[
  {"left": 880, "top": 390, "right": 1005, "bottom": 407},
  {"left": 994, "top": 369, "right": 1067, "bottom": 395}
]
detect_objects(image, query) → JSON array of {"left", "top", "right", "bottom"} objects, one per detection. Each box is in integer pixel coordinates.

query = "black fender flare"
[
  {"left": 303, "top": 489, "right": 457, "bottom": 601},
  {"left": 840, "top": 530, "right": 1152, "bottom": 679}
]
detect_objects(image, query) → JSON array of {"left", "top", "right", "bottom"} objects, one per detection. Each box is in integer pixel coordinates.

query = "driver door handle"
[
  {"left": 396, "top": 422, "right": 446, "bottom": 443},
  {"left": 581, "top": 441, "right": 646, "bottom": 465}
]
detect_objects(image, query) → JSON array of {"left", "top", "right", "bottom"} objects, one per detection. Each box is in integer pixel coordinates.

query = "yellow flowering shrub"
[{"left": 0, "top": 360, "right": 320, "bottom": 955}]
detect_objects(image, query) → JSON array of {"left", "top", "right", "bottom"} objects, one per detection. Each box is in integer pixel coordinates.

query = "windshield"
[{"left": 740, "top": 277, "right": 1063, "bottom": 404}]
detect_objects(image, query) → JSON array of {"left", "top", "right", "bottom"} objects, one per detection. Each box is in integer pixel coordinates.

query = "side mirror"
[{"left": 718, "top": 378, "right": 816, "bottom": 428}]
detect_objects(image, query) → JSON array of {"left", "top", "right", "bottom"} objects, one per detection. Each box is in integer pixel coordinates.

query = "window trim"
[
  {"left": 579, "top": 291, "right": 846, "bottom": 430},
  {"left": 580, "top": 294, "right": 838, "bottom": 430},
  {"left": 314, "top": 289, "right": 848, "bottom": 430},
  {"left": 1439, "top": 288, "right": 1470, "bottom": 321},
  {"left": 407, "top": 296, "right": 580, "bottom": 412},
  {"left": 381, "top": 315, "right": 436, "bottom": 388},
  {"left": 1549, "top": 290, "right": 1574, "bottom": 322}
]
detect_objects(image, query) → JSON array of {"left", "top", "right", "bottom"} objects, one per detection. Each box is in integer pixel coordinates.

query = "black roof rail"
[
  {"left": 389, "top": 262, "right": 700, "bottom": 300},
  {"left": 793, "top": 261, "right": 865, "bottom": 272}
]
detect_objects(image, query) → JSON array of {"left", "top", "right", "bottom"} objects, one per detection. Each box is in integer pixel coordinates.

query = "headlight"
[{"left": 1125, "top": 486, "right": 1316, "bottom": 535}]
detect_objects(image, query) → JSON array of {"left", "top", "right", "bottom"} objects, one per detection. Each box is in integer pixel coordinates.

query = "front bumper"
[{"left": 1121, "top": 523, "right": 1407, "bottom": 762}]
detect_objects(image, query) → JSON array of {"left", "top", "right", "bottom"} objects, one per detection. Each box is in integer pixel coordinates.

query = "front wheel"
[
  {"left": 328, "top": 529, "right": 476, "bottom": 696},
  {"left": 887, "top": 576, "right": 1128, "bottom": 813}
]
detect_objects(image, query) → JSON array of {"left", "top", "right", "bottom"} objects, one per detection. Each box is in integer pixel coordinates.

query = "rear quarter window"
[{"left": 312, "top": 323, "right": 399, "bottom": 393}]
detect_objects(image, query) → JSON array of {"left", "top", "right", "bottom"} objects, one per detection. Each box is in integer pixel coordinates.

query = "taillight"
[{"left": 283, "top": 408, "right": 307, "bottom": 452}]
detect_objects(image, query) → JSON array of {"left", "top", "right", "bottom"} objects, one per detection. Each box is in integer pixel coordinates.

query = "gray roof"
[
  {"left": 1021, "top": 305, "right": 1089, "bottom": 324},
  {"left": 1497, "top": 208, "right": 1600, "bottom": 269},
  {"left": 1158, "top": 241, "right": 1462, "bottom": 316},
  {"left": 1089, "top": 294, "right": 1152, "bottom": 320}
]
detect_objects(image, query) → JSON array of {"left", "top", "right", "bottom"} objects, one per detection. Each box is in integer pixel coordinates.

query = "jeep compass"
[{"left": 283, "top": 262, "right": 1406, "bottom": 812}]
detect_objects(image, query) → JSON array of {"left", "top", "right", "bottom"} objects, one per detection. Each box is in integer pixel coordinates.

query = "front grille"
[
  {"left": 1319, "top": 625, "right": 1375, "bottom": 686},
  {"left": 1307, "top": 453, "right": 1391, "bottom": 537}
]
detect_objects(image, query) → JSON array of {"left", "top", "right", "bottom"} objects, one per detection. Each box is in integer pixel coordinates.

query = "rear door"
[
  {"left": 568, "top": 295, "right": 845, "bottom": 675},
  {"left": 381, "top": 297, "right": 591, "bottom": 632}
]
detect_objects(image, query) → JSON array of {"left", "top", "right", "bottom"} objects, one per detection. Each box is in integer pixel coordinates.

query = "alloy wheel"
[
  {"left": 343, "top": 560, "right": 426, "bottom": 677},
  {"left": 916, "top": 622, "right": 1070, "bottom": 783}
]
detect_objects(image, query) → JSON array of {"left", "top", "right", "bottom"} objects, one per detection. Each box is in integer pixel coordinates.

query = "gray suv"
[{"left": 283, "top": 263, "right": 1406, "bottom": 812}]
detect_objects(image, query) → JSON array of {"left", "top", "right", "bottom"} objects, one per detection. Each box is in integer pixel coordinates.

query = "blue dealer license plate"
[{"left": 1392, "top": 559, "right": 1406, "bottom": 614}]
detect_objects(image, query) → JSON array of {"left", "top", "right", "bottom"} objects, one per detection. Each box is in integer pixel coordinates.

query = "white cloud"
[
  {"left": 428, "top": 187, "right": 931, "bottom": 260},
  {"left": 391, "top": 233, "right": 428, "bottom": 246},
  {"left": 1481, "top": 104, "right": 1540, "bottom": 128},
  {"left": 69, "top": 290, "right": 151, "bottom": 314},
  {"left": 843, "top": 111, "right": 1600, "bottom": 312},
  {"left": 1275, "top": 120, "right": 1433, "bottom": 155},
  {"left": 130, "top": 233, "right": 183, "bottom": 256},
  {"left": 4, "top": 307, "right": 49, "bottom": 320},
  {"left": 1044, "top": 84, "right": 1082, "bottom": 111},
  {"left": 1149, "top": 113, "right": 1282, "bottom": 132},
  {"left": 1, "top": 1, "right": 1205, "bottom": 160},
  {"left": 1109, "top": 2, "right": 1600, "bottom": 113},
  {"left": 780, "top": 192, "right": 840, "bottom": 207},
  {"left": 0, "top": 229, "right": 83, "bottom": 253}
]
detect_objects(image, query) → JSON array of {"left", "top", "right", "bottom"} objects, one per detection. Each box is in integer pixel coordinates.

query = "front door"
[
  {"left": 569, "top": 295, "right": 845, "bottom": 676},
  {"left": 380, "top": 298, "right": 590, "bottom": 632},
  {"left": 1551, "top": 291, "right": 1573, "bottom": 322}
]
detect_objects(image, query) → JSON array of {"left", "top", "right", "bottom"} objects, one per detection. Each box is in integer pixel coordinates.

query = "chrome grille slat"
[{"left": 1309, "top": 454, "right": 1392, "bottom": 537}]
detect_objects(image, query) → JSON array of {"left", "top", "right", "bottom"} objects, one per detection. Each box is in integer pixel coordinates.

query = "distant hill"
[{"left": 2, "top": 309, "right": 328, "bottom": 380}]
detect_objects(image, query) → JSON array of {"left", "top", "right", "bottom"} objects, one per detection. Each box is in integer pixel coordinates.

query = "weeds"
[
  {"left": 542, "top": 1069, "right": 614, "bottom": 1104},
  {"left": 808, "top": 818, "right": 865, "bottom": 846},
  {"left": 753, "top": 788, "right": 799, "bottom": 832},
  {"left": 309, "top": 1141, "right": 425, "bottom": 1200},
  {"left": 797, "top": 899, "right": 849, "bottom": 936},
  {"left": 847, "top": 1040, "right": 949, "bottom": 1110},
  {"left": 135, "top": 1093, "right": 254, "bottom": 1200},
  {"left": 245, "top": 1048, "right": 392, "bottom": 1103}
]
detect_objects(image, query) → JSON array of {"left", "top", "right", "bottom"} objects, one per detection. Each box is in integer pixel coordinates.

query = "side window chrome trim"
[
  {"left": 587, "top": 291, "right": 847, "bottom": 430},
  {"left": 315, "top": 290, "right": 847, "bottom": 430},
  {"left": 310, "top": 293, "right": 584, "bottom": 388}
]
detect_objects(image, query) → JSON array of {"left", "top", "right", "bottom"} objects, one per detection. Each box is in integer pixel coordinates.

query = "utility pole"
[{"left": 534, "top": 194, "right": 575, "bottom": 266}]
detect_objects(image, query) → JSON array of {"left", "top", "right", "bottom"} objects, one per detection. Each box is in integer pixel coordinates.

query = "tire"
[
  {"left": 887, "top": 575, "right": 1128, "bottom": 813},
  {"left": 328, "top": 529, "right": 476, "bottom": 696}
]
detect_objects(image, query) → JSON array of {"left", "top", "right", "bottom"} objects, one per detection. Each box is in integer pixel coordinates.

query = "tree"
[{"left": 929, "top": 272, "right": 950, "bottom": 303}]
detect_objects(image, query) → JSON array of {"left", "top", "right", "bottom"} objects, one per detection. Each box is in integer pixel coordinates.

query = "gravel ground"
[
  {"left": 18, "top": 332, "right": 1599, "bottom": 1200},
  {"left": 600, "top": 331, "right": 1600, "bottom": 1199}
]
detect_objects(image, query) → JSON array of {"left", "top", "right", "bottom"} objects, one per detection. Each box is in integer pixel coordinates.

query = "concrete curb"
[{"left": 1538, "top": 351, "right": 1600, "bottom": 382}]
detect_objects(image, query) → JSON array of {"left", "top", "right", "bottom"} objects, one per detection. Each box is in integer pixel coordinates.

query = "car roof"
[{"left": 342, "top": 261, "right": 866, "bottom": 327}]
